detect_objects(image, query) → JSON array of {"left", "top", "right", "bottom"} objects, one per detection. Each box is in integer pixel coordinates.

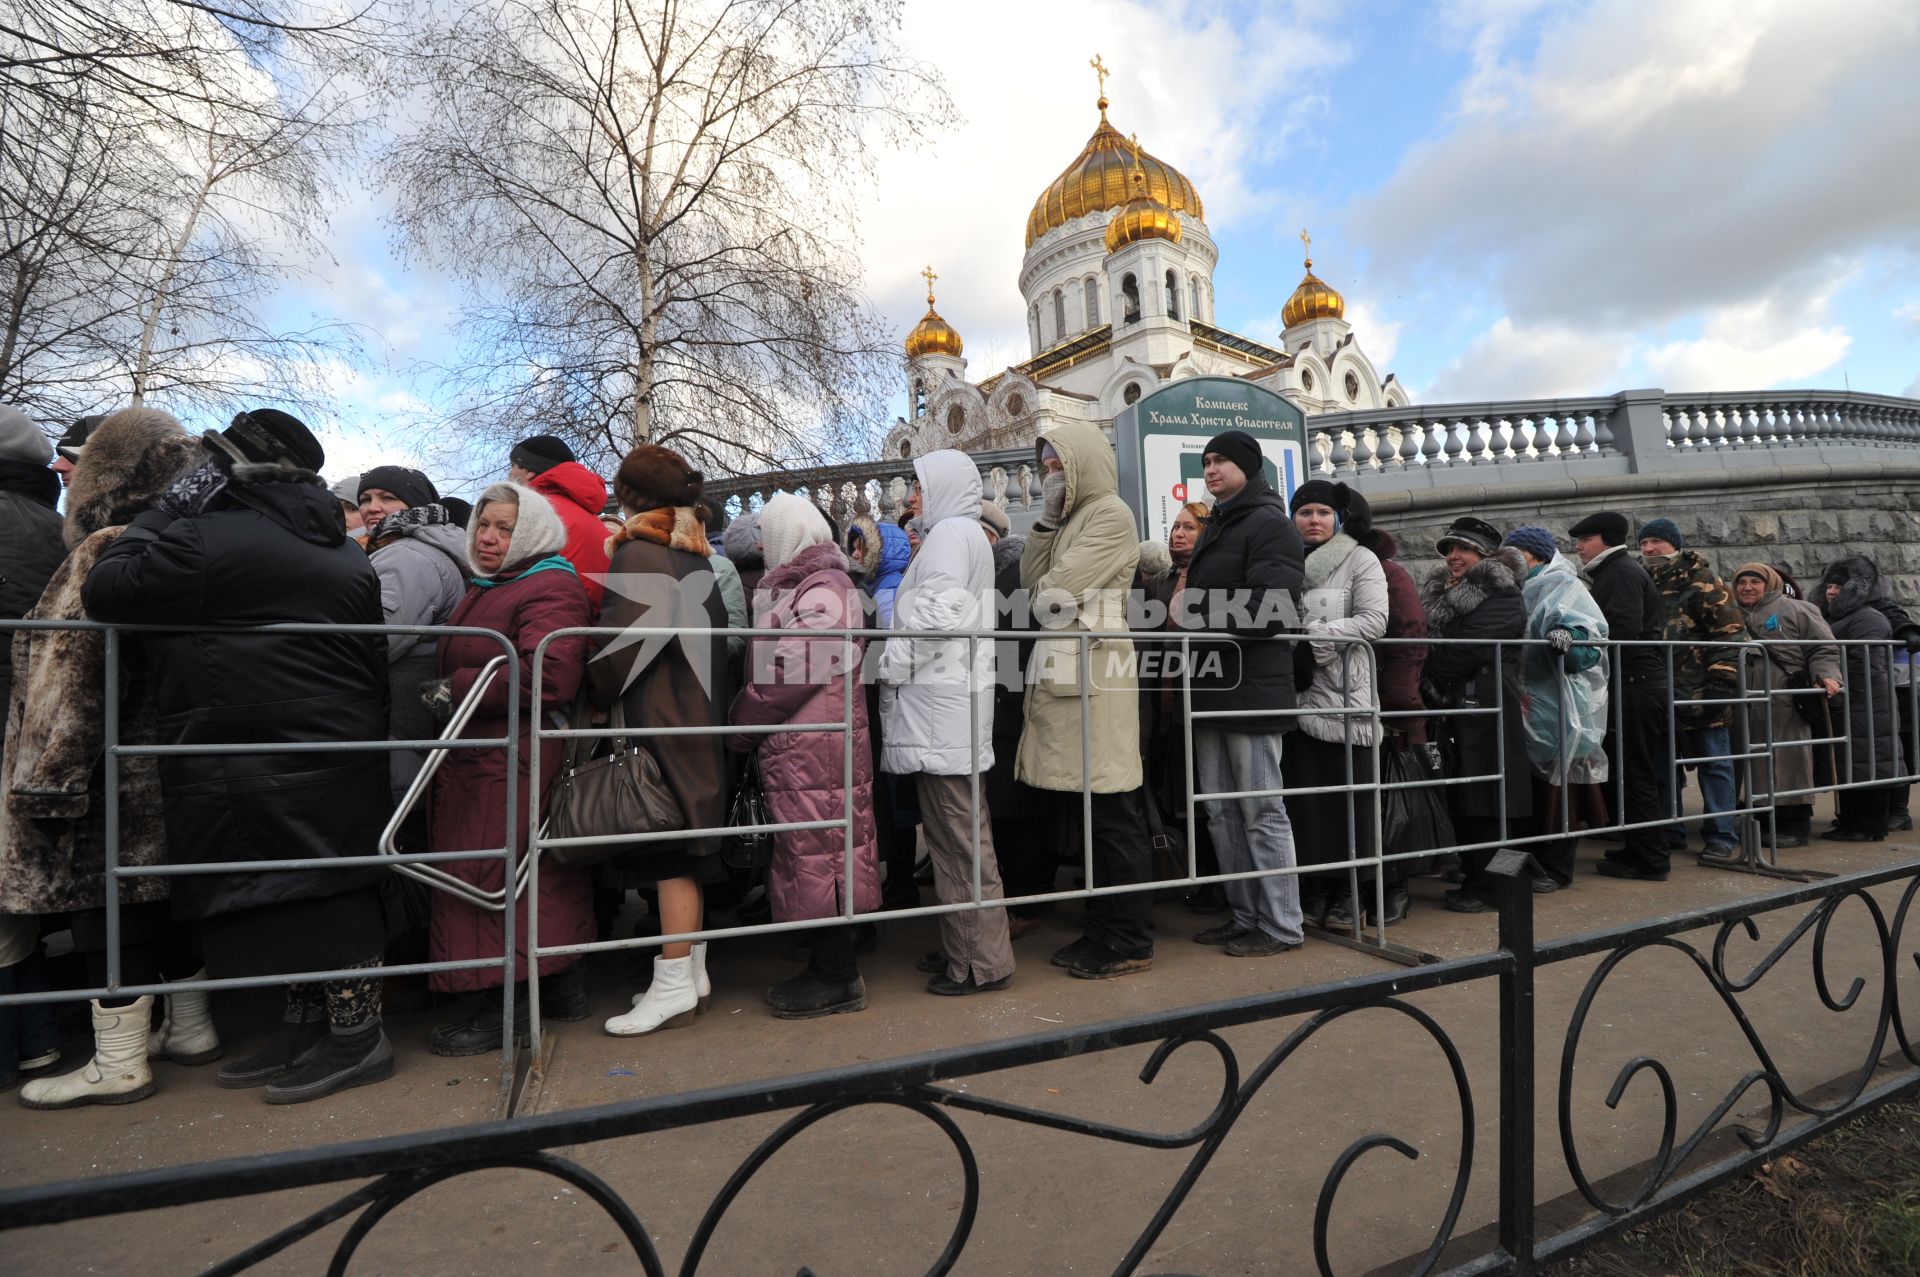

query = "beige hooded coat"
[{"left": 1016, "top": 420, "right": 1141, "bottom": 793}]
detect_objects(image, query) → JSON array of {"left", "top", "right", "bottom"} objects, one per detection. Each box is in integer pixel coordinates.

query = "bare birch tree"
[
  {"left": 382, "top": 0, "right": 952, "bottom": 476},
  {"left": 0, "top": 5, "right": 365, "bottom": 421}
]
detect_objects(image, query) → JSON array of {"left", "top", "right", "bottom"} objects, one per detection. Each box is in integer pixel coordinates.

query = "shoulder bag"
[{"left": 544, "top": 697, "right": 684, "bottom": 868}]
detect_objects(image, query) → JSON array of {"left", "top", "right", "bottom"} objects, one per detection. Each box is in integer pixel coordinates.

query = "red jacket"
[{"left": 529, "top": 462, "right": 611, "bottom": 611}]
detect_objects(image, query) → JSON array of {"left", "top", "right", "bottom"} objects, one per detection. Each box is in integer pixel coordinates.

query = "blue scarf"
[{"left": 470, "top": 554, "right": 577, "bottom": 589}]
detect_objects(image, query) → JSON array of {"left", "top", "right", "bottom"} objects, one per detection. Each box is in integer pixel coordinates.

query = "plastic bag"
[{"left": 1381, "top": 737, "right": 1455, "bottom": 876}]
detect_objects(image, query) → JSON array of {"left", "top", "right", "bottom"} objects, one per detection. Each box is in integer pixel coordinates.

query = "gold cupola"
[
  {"left": 1026, "top": 65, "right": 1203, "bottom": 248},
  {"left": 1103, "top": 134, "right": 1182, "bottom": 254},
  {"left": 903, "top": 265, "right": 963, "bottom": 359},
  {"left": 1281, "top": 230, "right": 1346, "bottom": 328}
]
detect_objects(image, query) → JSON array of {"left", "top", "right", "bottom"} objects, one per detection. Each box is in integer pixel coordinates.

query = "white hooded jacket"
[{"left": 878, "top": 450, "right": 995, "bottom": 776}]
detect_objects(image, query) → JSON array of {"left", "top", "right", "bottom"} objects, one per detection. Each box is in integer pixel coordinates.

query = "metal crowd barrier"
[{"left": 4, "top": 612, "right": 1917, "bottom": 1074}]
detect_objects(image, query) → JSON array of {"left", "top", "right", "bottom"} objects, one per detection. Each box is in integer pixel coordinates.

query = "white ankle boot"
[
  {"left": 149, "top": 972, "right": 223, "bottom": 1065},
  {"left": 633, "top": 943, "right": 711, "bottom": 1014},
  {"left": 605, "top": 956, "right": 698, "bottom": 1036},
  {"left": 20, "top": 998, "right": 157, "bottom": 1110}
]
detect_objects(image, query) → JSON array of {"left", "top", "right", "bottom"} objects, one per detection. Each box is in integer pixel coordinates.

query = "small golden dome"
[
  {"left": 1104, "top": 136, "right": 1182, "bottom": 254},
  {"left": 904, "top": 265, "right": 963, "bottom": 359},
  {"left": 1027, "top": 102, "right": 1203, "bottom": 248},
  {"left": 1281, "top": 254, "right": 1346, "bottom": 328}
]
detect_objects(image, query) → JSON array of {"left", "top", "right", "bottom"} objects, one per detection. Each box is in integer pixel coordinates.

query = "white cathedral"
[{"left": 880, "top": 77, "right": 1409, "bottom": 462}]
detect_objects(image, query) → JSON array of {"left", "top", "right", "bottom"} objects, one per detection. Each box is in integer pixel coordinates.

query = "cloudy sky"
[{"left": 277, "top": 0, "right": 1920, "bottom": 488}]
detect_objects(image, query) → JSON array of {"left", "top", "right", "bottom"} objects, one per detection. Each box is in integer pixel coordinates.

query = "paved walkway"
[{"left": 4, "top": 818, "right": 1918, "bottom": 1274}]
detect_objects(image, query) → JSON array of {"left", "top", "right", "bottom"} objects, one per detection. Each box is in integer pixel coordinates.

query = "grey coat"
[
  {"left": 1743, "top": 590, "right": 1841, "bottom": 802},
  {"left": 1818, "top": 557, "right": 1901, "bottom": 787}
]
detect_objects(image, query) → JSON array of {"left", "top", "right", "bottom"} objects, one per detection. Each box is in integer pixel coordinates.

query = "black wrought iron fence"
[{"left": 2, "top": 852, "right": 1916, "bottom": 1275}]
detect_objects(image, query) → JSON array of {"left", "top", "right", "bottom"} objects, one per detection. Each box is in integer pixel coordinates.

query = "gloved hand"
[
  {"left": 1546, "top": 628, "right": 1574, "bottom": 654},
  {"left": 1040, "top": 472, "right": 1067, "bottom": 525},
  {"left": 153, "top": 458, "right": 228, "bottom": 522},
  {"left": 1905, "top": 631, "right": 1920, "bottom": 654},
  {"left": 420, "top": 678, "right": 453, "bottom": 726}
]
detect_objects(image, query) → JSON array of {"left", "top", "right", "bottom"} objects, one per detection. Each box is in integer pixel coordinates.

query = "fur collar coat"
[{"left": 0, "top": 410, "right": 198, "bottom": 913}]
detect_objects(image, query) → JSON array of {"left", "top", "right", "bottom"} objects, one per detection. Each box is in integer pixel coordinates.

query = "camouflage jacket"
[{"left": 1646, "top": 549, "right": 1745, "bottom": 727}]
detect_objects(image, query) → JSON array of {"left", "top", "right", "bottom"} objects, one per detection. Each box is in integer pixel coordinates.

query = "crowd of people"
[{"left": 0, "top": 403, "right": 1915, "bottom": 1111}]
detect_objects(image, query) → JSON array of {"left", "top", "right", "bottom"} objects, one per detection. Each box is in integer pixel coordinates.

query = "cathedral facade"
[{"left": 881, "top": 84, "right": 1408, "bottom": 462}]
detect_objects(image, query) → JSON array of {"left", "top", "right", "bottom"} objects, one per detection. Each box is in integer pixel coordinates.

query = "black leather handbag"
[{"left": 721, "top": 759, "right": 775, "bottom": 870}]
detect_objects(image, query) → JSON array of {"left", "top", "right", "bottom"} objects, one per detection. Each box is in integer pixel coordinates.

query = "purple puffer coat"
[{"left": 728, "top": 542, "right": 881, "bottom": 922}]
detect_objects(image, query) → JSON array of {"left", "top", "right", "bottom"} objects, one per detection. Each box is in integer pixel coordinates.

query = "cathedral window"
[
  {"left": 1123, "top": 382, "right": 1142, "bottom": 406},
  {"left": 947, "top": 404, "right": 965, "bottom": 434},
  {"left": 1165, "top": 269, "right": 1180, "bottom": 320},
  {"left": 1084, "top": 277, "right": 1099, "bottom": 326},
  {"left": 912, "top": 379, "right": 926, "bottom": 417},
  {"left": 1345, "top": 371, "right": 1360, "bottom": 402},
  {"left": 1301, "top": 368, "right": 1315, "bottom": 393},
  {"left": 1007, "top": 393, "right": 1025, "bottom": 417},
  {"left": 1121, "top": 274, "right": 1140, "bottom": 324},
  {"left": 1053, "top": 288, "right": 1066, "bottom": 338},
  {"left": 1190, "top": 273, "right": 1203, "bottom": 321},
  {"left": 899, "top": 440, "right": 912, "bottom": 459}
]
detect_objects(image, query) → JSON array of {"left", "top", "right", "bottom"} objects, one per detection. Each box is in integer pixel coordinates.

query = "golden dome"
[
  {"left": 1103, "top": 136, "right": 1182, "bottom": 254},
  {"left": 1281, "top": 251, "right": 1346, "bottom": 328},
  {"left": 1026, "top": 99, "right": 1203, "bottom": 248},
  {"left": 904, "top": 265, "right": 963, "bottom": 359}
]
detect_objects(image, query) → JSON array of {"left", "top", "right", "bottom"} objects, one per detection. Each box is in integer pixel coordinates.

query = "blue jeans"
[
  {"left": 1662, "top": 724, "right": 1735, "bottom": 846},
  {"left": 1193, "top": 728, "right": 1303, "bottom": 945}
]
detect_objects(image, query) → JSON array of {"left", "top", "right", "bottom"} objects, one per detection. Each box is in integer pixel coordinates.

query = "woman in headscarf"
[
  {"left": 729, "top": 494, "right": 880, "bottom": 1017},
  {"left": 424, "top": 483, "right": 596, "bottom": 1055},
  {"left": 1733, "top": 563, "right": 1840, "bottom": 848},
  {"left": 592, "top": 445, "right": 729, "bottom": 1036},
  {"left": 1816, "top": 556, "right": 1899, "bottom": 841}
]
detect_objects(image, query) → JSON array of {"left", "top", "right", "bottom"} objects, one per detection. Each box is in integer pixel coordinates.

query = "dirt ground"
[
  {"left": 1546, "top": 1096, "right": 1920, "bottom": 1277},
  {"left": 3, "top": 811, "right": 1919, "bottom": 1275}
]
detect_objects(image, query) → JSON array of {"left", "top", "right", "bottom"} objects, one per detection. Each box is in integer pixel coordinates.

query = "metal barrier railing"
[{"left": 4, "top": 611, "right": 1917, "bottom": 1079}]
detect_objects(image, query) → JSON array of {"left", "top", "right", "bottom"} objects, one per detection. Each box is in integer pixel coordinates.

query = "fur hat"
[
  {"left": 1569, "top": 511, "right": 1630, "bottom": 547},
  {"left": 0, "top": 404, "right": 51, "bottom": 466},
  {"left": 1436, "top": 516, "right": 1502, "bottom": 558},
  {"left": 469, "top": 481, "right": 569, "bottom": 574},
  {"left": 1636, "top": 517, "right": 1683, "bottom": 550},
  {"left": 63, "top": 407, "right": 201, "bottom": 548},
  {"left": 357, "top": 464, "right": 438, "bottom": 510},
  {"left": 510, "top": 434, "right": 574, "bottom": 475},
  {"left": 614, "top": 443, "right": 704, "bottom": 513},
  {"left": 208, "top": 407, "right": 325, "bottom": 472},
  {"left": 978, "top": 499, "right": 1011, "bottom": 539},
  {"left": 1137, "top": 538, "right": 1173, "bottom": 582}
]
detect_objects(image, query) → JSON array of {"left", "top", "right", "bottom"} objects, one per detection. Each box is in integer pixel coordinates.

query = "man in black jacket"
[
  {"left": 84, "top": 409, "right": 396, "bottom": 1106},
  {"left": 1571, "top": 511, "right": 1672, "bottom": 879},
  {"left": 1177, "top": 430, "right": 1307, "bottom": 957}
]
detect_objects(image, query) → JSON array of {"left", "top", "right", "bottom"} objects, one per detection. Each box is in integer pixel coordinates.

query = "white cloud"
[
  {"left": 1352, "top": 0, "right": 1920, "bottom": 329},
  {"left": 1641, "top": 286, "right": 1851, "bottom": 390},
  {"left": 1423, "top": 317, "right": 1632, "bottom": 400},
  {"left": 1339, "top": 299, "right": 1401, "bottom": 369},
  {"left": 1896, "top": 302, "right": 1920, "bottom": 328},
  {"left": 859, "top": 1, "right": 1352, "bottom": 371}
]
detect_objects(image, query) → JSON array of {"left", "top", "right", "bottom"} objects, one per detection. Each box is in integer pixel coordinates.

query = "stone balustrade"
[{"left": 703, "top": 387, "right": 1920, "bottom": 529}]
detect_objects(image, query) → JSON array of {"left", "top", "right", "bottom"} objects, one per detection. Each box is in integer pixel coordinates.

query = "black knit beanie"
[
  {"left": 1202, "top": 429, "right": 1264, "bottom": 487},
  {"left": 511, "top": 434, "right": 575, "bottom": 475},
  {"left": 358, "top": 464, "right": 438, "bottom": 510}
]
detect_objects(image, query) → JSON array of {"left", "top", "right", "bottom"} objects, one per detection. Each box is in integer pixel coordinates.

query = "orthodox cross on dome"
[
  {"left": 1299, "top": 227, "right": 1312, "bottom": 268},
  {"left": 1128, "top": 133, "right": 1146, "bottom": 189},
  {"left": 920, "top": 264, "right": 937, "bottom": 306},
  {"left": 1090, "top": 53, "right": 1110, "bottom": 116}
]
